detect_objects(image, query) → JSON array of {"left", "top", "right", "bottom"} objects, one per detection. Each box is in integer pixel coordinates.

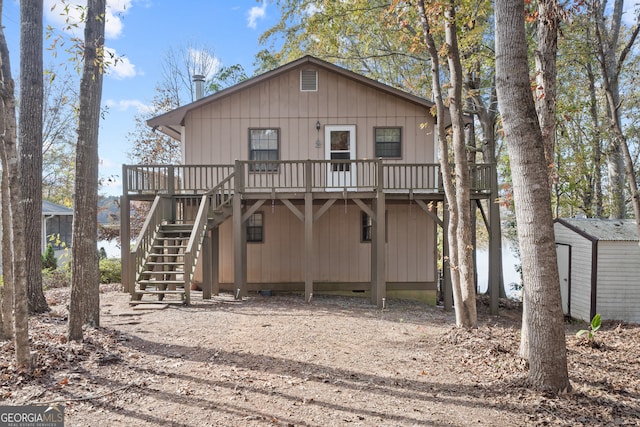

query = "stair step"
[
  {"left": 134, "top": 290, "right": 185, "bottom": 295},
  {"left": 161, "top": 224, "right": 194, "bottom": 231},
  {"left": 147, "top": 253, "right": 184, "bottom": 257},
  {"left": 140, "top": 272, "right": 183, "bottom": 277},
  {"left": 129, "top": 300, "right": 185, "bottom": 306},
  {"left": 138, "top": 282, "right": 184, "bottom": 287},
  {"left": 145, "top": 262, "right": 184, "bottom": 266}
]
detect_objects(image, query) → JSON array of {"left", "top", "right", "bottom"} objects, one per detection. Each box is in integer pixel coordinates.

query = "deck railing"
[
  {"left": 123, "top": 160, "right": 494, "bottom": 195},
  {"left": 183, "top": 173, "right": 235, "bottom": 304}
]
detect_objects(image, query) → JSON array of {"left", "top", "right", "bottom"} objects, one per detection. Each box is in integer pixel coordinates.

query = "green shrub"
[
  {"left": 42, "top": 268, "right": 71, "bottom": 289},
  {"left": 99, "top": 258, "right": 121, "bottom": 284},
  {"left": 42, "top": 244, "right": 58, "bottom": 271}
]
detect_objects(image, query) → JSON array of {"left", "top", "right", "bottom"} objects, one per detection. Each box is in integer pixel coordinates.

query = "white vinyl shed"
[{"left": 554, "top": 218, "right": 640, "bottom": 323}]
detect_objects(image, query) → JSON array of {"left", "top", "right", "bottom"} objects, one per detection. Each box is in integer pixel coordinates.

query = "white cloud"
[
  {"left": 105, "top": 47, "right": 138, "bottom": 79},
  {"left": 104, "top": 98, "right": 152, "bottom": 113},
  {"left": 44, "top": 0, "right": 132, "bottom": 40},
  {"left": 623, "top": 1, "right": 640, "bottom": 25},
  {"left": 188, "top": 48, "right": 222, "bottom": 80},
  {"left": 247, "top": 0, "right": 267, "bottom": 29}
]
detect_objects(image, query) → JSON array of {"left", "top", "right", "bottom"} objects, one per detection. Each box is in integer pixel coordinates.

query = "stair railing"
[
  {"left": 183, "top": 172, "right": 235, "bottom": 303},
  {"left": 130, "top": 195, "right": 171, "bottom": 297}
]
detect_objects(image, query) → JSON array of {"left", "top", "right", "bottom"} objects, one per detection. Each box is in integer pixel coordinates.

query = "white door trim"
[{"left": 324, "top": 124, "right": 356, "bottom": 190}]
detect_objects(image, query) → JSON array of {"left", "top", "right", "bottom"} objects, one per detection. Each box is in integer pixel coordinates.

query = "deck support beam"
[
  {"left": 211, "top": 227, "right": 220, "bottom": 296},
  {"left": 442, "top": 202, "right": 453, "bottom": 311},
  {"left": 233, "top": 161, "right": 247, "bottom": 299},
  {"left": 371, "top": 193, "right": 386, "bottom": 308},
  {"left": 202, "top": 231, "right": 212, "bottom": 299},
  {"left": 120, "top": 168, "right": 132, "bottom": 293},
  {"left": 304, "top": 193, "right": 314, "bottom": 303},
  {"left": 488, "top": 186, "right": 502, "bottom": 315}
]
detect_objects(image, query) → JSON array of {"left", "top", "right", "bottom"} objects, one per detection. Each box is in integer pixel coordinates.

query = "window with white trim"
[{"left": 249, "top": 128, "right": 279, "bottom": 171}]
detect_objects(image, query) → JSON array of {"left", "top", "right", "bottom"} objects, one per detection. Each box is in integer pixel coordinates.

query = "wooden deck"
[
  {"left": 122, "top": 160, "right": 494, "bottom": 198},
  {"left": 121, "top": 160, "right": 498, "bottom": 311}
]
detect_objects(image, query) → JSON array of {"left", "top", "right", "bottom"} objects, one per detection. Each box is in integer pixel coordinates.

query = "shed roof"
[
  {"left": 555, "top": 218, "right": 638, "bottom": 242},
  {"left": 42, "top": 200, "right": 73, "bottom": 216},
  {"left": 147, "top": 55, "right": 446, "bottom": 140}
]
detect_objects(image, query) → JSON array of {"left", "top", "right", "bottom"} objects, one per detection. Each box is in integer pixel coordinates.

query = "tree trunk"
[
  {"left": 520, "top": 0, "right": 561, "bottom": 362},
  {"left": 585, "top": 47, "right": 603, "bottom": 218},
  {"left": 0, "top": 2, "right": 31, "bottom": 368},
  {"left": 417, "top": 0, "right": 476, "bottom": 328},
  {"left": 20, "top": 0, "right": 49, "bottom": 314},
  {"left": 0, "top": 166, "right": 13, "bottom": 339},
  {"left": 593, "top": 0, "right": 640, "bottom": 230},
  {"left": 445, "top": 1, "right": 476, "bottom": 327},
  {"left": 593, "top": 0, "right": 627, "bottom": 218},
  {"left": 495, "top": 0, "right": 570, "bottom": 392},
  {"left": 68, "top": 0, "right": 106, "bottom": 342},
  {"left": 534, "top": 0, "right": 559, "bottom": 175},
  {"left": 469, "top": 76, "right": 506, "bottom": 299}
]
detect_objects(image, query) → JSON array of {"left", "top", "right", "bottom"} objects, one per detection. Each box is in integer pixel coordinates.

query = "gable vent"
[{"left": 300, "top": 69, "right": 318, "bottom": 91}]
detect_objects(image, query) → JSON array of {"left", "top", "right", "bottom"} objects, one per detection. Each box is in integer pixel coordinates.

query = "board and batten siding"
[
  {"left": 183, "top": 65, "right": 435, "bottom": 165},
  {"left": 206, "top": 204, "right": 436, "bottom": 286},
  {"left": 553, "top": 223, "right": 593, "bottom": 321},
  {"left": 595, "top": 241, "right": 640, "bottom": 323}
]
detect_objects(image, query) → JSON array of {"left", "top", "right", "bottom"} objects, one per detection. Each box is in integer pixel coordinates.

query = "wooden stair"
[
  {"left": 131, "top": 200, "right": 233, "bottom": 305},
  {"left": 132, "top": 223, "right": 192, "bottom": 305}
]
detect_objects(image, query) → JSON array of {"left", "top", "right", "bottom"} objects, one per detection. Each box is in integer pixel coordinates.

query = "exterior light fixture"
[{"left": 316, "top": 120, "right": 321, "bottom": 131}]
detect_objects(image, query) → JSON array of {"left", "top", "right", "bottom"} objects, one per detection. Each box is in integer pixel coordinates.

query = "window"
[
  {"left": 46, "top": 215, "right": 73, "bottom": 250},
  {"left": 300, "top": 69, "right": 318, "bottom": 91},
  {"left": 361, "top": 211, "right": 387, "bottom": 243},
  {"left": 361, "top": 212, "right": 373, "bottom": 242},
  {"left": 249, "top": 129, "right": 279, "bottom": 171},
  {"left": 375, "top": 127, "right": 402, "bottom": 158},
  {"left": 247, "top": 212, "right": 264, "bottom": 243}
]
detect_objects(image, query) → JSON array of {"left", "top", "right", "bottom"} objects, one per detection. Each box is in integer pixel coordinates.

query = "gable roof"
[
  {"left": 147, "top": 55, "right": 440, "bottom": 140},
  {"left": 555, "top": 218, "right": 639, "bottom": 242},
  {"left": 42, "top": 200, "right": 73, "bottom": 216}
]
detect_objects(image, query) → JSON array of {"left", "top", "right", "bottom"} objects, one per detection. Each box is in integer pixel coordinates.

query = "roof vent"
[{"left": 300, "top": 69, "right": 318, "bottom": 91}]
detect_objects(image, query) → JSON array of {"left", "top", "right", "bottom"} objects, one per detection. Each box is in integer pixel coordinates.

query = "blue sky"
[
  {"left": 2, "top": 1, "right": 639, "bottom": 197},
  {"left": 2, "top": 0, "right": 280, "bottom": 196}
]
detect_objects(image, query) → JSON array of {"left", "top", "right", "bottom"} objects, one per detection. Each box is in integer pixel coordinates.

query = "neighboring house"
[
  {"left": 121, "top": 55, "right": 498, "bottom": 307},
  {"left": 554, "top": 218, "right": 640, "bottom": 323},
  {"left": 0, "top": 200, "right": 71, "bottom": 274},
  {"left": 42, "top": 200, "right": 73, "bottom": 262}
]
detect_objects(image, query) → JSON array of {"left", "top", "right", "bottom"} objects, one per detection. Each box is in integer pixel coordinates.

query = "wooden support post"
[
  {"left": 304, "top": 193, "right": 314, "bottom": 303},
  {"left": 121, "top": 165, "right": 132, "bottom": 294},
  {"left": 488, "top": 165, "right": 502, "bottom": 315},
  {"left": 212, "top": 227, "right": 220, "bottom": 295},
  {"left": 443, "top": 202, "right": 453, "bottom": 311},
  {"left": 233, "top": 161, "right": 246, "bottom": 299},
  {"left": 167, "top": 165, "right": 176, "bottom": 221},
  {"left": 372, "top": 160, "right": 386, "bottom": 308},
  {"left": 371, "top": 197, "right": 387, "bottom": 307},
  {"left": 202, "top": 231, "right": 212, "bottom": 299}
]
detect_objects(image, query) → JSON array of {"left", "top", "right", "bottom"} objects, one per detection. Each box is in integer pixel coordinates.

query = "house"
[
  {"left": 554, "top": 218, "right": 640, "bottom": 323},
  {"left": 42, "top": 200, "right": 73, "bottom": 262},
  {"left": 121, "top": 55, "right": 499, "bottom": 308}
]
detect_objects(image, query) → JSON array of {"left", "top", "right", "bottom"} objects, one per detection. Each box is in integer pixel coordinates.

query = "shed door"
[
  {"left": 325, "top": 125, "right": 356, "bottom": 189},
  {"left": 556, "top": 243, "right": 571, "bottom": 315}
]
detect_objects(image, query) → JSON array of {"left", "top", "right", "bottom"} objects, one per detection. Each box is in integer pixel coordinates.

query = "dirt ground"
[{"left": 1, "top": 285, "right": 639, "bottom": 427}]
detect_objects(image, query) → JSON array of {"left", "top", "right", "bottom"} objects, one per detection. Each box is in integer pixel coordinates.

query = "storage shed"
[{"left": 554, "top": 218, "right": 640, "bottom": 323}]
